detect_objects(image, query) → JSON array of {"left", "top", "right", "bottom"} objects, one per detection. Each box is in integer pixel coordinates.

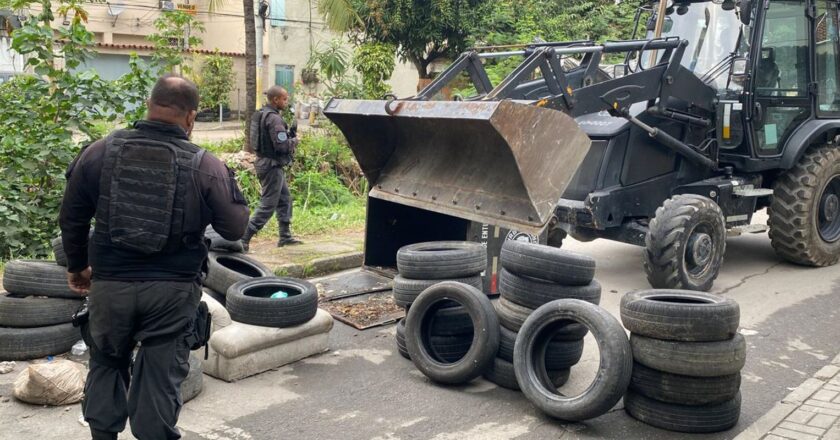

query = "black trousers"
[
  {"left": 248, "top": 157, "right": 293, "bottom": 234},
  {"left": 82, "top": 279, "right": 201, "bottom": 440}
]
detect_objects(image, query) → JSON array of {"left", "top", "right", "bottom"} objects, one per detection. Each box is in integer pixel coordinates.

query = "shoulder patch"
[{"left": 277, "top": 131, "right": 288, "bottom": 142}]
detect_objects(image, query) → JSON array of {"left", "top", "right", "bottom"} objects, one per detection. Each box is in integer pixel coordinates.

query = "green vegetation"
[{"left": 196, "top": 51, "right": 235, "bottom": 111}]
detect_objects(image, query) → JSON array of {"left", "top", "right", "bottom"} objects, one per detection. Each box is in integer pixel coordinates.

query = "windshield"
[{"left": 649, "top": 1, "right": 743, "bottom": 89}]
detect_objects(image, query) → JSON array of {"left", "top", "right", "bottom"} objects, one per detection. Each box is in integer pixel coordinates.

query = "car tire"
[
  {"left": 514, "top": 299, "right": 632, "bottom": 421},
  {"left": 500, "top": 240, "right": 595, "bottom": 286},
  {"left": 226, "top": 277, "right": 318, "bottom": 328},
  {"left": 205, "top": 226, "right": 245, "bottom": 253},
  {"left": 624, "top": 389, "right": 741, "bottom": 433},
  {"left": 393, "top": 275, "right": 482, "bottom": 309},
  {"left": 496, "top": 297, "right": 588, "bottom": 340},
  {"left": 0, "top": 323, "right": 79, "bottom": 360},
  {"left": 395, "top": 320, "right": 410, "bottom": 360},
  {"left": 405, "top": 281, "right": 499, "bottom": 384},
  {"left": 0, "top": 292, "right": 82, "bottom": 328},
  {"left": 52, "top": 238, "right": 67, "bottom": 267},
  {"left": 2, "top": 260, "right": 81, "bottom": 299},
  {"left": 498, "top": 325, "right": 583, "bottom": 369},
  {"left": 396, "top": 242, "right": 486, "bottom": 279},
  {"left": 630, "top": 334, "right": 747, "bottom": 377},
  {"left": 483, "top": 357, "right": 570, "bottom": 391},
  {"left": 204, "top": 252, "right": 273, "bottom": 296},
  {"left": 620, "top": 290, "right": 740, "bottom": 342},
  {"left": 499, "top": 268, "right": 601, "bottom": 310},
  {"left": 630, "top": 362, "right": 741, "bottom": 405}
]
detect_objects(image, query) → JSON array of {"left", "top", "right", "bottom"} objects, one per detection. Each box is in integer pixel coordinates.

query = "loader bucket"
[{"left": 323, "top": 99, "right": 592, "bottom": 233}]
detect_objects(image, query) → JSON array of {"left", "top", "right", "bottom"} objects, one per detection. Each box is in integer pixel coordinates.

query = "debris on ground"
[
  {"left": 13, "top": 359, "right": 86, "bottom": 406},
  {"left": 319, "top": 291, "right": 404, "bottom": 330},
  {"left": 0, "top": 361, "right": 15, "bottom": 374}
]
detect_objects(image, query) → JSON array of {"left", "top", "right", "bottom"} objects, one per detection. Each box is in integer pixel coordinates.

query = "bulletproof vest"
[
  {"left": 94, "top": 129, "right": 206, "bottom": 255},
  {"left": 248, "top": 107, "right": 287, "bottom": 162}
]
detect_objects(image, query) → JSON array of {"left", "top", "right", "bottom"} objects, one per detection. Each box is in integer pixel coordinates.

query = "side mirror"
[
  {"left": 739, "top": 0, "right": 751, "bottom": 25},
  {"left": 730, "top": 57, "right": 748, "bottom": 77},
  {"left": 613, "top": 65, "right": 627, "bottom": 78}
]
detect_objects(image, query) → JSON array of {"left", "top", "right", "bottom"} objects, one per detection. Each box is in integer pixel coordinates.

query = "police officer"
[
  {"left": 241, "top": 85, "right": 301, "bottom": 251},
  {"left": 59, "top": 75, "right": 249, "bottom": 440}
]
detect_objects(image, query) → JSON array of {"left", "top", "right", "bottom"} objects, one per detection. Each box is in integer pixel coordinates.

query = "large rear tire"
[
  {"left": 770, "top": 144, "right": 840, "bottom": 266},
  {"left": 644, "top": 195, "right": 726, "bottom": 291}
]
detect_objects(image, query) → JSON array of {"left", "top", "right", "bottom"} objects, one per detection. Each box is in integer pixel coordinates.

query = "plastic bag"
[{"left": 13, "top": 360, "right": 86, "bottom": 405}]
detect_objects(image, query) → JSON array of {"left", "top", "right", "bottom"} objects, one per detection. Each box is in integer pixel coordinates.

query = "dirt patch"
[{"left": 319, "top": 291, "right": 404, "bottom": 330}]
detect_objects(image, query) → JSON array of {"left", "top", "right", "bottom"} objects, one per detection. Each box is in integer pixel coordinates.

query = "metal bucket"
[{"left": 324, "top": 99, "right": 592, "bottom": 233}]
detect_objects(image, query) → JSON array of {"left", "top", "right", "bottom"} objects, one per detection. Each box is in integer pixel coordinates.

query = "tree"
[
  {"left": 0, "top": 0, "right": 154, "bottom": 257},
  {"left": 197, "top": 51, "right": 235, "bottom": 111},
  {"left": 320, "top": 0, "right": 489, "bottom": 79},
  {"left": 147, "top": 10, "right": 205, "bottom": 75},
  {"left": 243, "top": 0, "right": 257, "bottom": 148},
  {"left": 353, "top": 42, "right": 396, "bottom": 99}
]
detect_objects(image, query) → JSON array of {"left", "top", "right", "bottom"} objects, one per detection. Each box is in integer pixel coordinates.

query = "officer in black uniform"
[
  {"left": 59, "top": 75, "right": 249, "bottom": 440},
  {"left": 241, "top": 85, "right": 301, "bottom": 251}
]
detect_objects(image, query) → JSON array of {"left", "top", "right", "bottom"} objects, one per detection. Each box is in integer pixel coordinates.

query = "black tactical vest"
[
  {"left": 94, "top": 129, "right": 205, "bottom": 255},
  {"left": 248, "top": 107, "right": 288, "bottom": 163}
]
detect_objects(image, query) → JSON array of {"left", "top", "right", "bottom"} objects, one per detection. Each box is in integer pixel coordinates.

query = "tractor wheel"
[
  {"left": 644, "top": 195, "right": 726, "bottom": 291},
  {"left": 769, "top": 144, "right": 840, "bottom": 266}
]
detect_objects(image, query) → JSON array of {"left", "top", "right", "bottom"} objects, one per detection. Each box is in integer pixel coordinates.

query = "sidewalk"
[
  {"left": 244, "top": 229, "right": 365, "bottom": 278},
  {"left": 736, "top": 352, "right": 840, "bottom": 440}
]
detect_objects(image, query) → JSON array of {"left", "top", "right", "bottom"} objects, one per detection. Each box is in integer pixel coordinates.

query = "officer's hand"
[{"left": 67, "top": 267, "right": 92, "bottom": 296}]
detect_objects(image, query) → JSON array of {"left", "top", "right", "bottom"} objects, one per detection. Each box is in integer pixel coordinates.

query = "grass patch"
[
  {"left": 259, "top": 197, "right": 367, "bottom": 238},
  {"left": 198, "top": 136, "right": 245, "bottom": 155}
]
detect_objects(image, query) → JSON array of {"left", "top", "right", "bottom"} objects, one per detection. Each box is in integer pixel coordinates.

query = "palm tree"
[
  {"left": 317, "top": 0, "right": 364, "bottom": 32},
  {"left": 243, "top": 0, "right": 257, "bottom": 147}
]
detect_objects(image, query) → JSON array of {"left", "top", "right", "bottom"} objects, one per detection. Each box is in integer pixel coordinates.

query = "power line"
[{"left": 82, "top": 1, "right": 328, "bottom": 25}]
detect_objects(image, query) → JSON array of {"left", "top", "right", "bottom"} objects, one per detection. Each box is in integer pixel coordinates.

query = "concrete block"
[
  {"left": 777, "top": 421, "right": 825, "bottom": 436},
  {"left": 807, "top": 414, "right": 837, "bottom": 429},
  {"left": 202, "top": 309, "right": 334, "bottom": 382},
  {"left": 768, "top": 427, "right": 818, "bottom": 440},
  {"left": 785, "top": 410, "right": 816, "bottom": 425}
]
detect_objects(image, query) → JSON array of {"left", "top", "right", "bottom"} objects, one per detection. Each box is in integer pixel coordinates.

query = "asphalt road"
[{"left": 2, "top": 212, "right": 839, "bottom": 440}]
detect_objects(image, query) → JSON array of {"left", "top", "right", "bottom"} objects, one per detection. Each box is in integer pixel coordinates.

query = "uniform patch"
[{"left": 277, "top": 131, "right": 288, "bottom": 142}]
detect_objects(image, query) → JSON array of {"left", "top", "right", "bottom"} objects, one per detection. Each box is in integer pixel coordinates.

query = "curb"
[
  {"left": 268, "top": 251, "right": 364, "bottom": 279},
  {"left": 734, "top": 352, "right": 840, "bottom": 440}
]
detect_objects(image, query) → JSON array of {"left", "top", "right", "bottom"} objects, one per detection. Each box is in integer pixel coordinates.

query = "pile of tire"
[
  {"left": 0, "top": 238, "right": 85, "bottom": 361},
  {"left": 620, "top": 290, "right": 744, "bottom": 433},
  {"left": 202, "top": 226, "right": 270, "bottom": 307},
  {"left": 489, "top": 240, "right": 600, "bottom": 390},
  {"left": 392, "top": 241, "right": 486, "bottom": 361}
]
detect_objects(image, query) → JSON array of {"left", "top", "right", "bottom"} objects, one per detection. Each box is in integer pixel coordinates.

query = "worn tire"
[
  {"left": 498, "top": 325, "right": 583, "bottom": 369},
  {"left": 625, "top": 390, "right": 741, "bottom": 433},
  {"left": 770, "top": 144, "right": 840, "bottom": 266},
  {"left": 630, "top": 362, "right": 741, "bottom": 405},
  {"left": 496, "top": 297, "right": 588, "bottom": 340},
  {"left": 429, "top": 305, "right": 475, "bottom": 336},
  {"left": 226, "top": 277, "right": 318, "bottom": 328},
  {"left": 631, "top": 334, "right": 747, "bottom": 377},
  {"left": 429, "top": 334, "right": 473, "bottom": 363},
  {"left": 500, "top": 240, "right": 595, "bottom": 285},
  {"left": 483, "top": 357, "right": 570, "bottom": 391},
  {"left": 181, "top": 353, "right": 204, "bottom": 403},
  {"left": 2, "top": 260, "right": 80, "bottom": 299},
  {"left": 620, "top": 290, "right": 740, "bottom": 342},
  {"left": 0, "top": 292, "right": 82, "bottom": 328},
  {"left": 396, "top": 241, "right": 486, "bottom": 279},
  {"left": 514, "top": 299, "right": 632, "bottom": 421},
  {"left": 644, "top": 194, "right": 727, "bottom": 291},
  {"left": 0, "top": 323, "right": 79, "bottom": 360},
  {"left": 499, "top": 268, "right": 601, "bottom": 310},
  {"left": 202, "top": 287, "right": 226, "bottom": 307},
  {"left": 52, "top": 238, "right": 67, "bottom": 267},
  {"left": 405, "top": 281, "right": 499, "bottom": 384},
  {"left": 204, "top": 252, "right": 273, "bottom": 296},
  {"left": 395, "top": 320, "right": 410, "bottom": 360},
  {"left": 205, "top": 226, "right": 244, "bottom": 253},
  {"left": 393, "top": 275, "right": 482, "bottom": 308}
]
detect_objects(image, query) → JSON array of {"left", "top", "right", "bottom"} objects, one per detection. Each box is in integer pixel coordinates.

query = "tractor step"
[
  {"left": 733, "top": 185, "right": 774, "bottom": 198},
  {"left": 727, "top": 224, "right": 769, "bottom": 237}
]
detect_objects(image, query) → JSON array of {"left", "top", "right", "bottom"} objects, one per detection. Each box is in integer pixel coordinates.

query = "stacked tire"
[
  {"left": 392, "top": 241, "right": 486, "bottom": 361},
  {"left": 226, "top": 277, "right": 319, "bottom": 328},
  {"left": 489, "top": 240, "right": 600, "bottom": 390},
  {"left": 1, "top": 241, "right": 85, "bottom": 360},
  {"left": 620, "top": 290, "right": 744, "bottom": 433},
  {"left": 202, "top": 226, "right": 271, "bottom": 307}
]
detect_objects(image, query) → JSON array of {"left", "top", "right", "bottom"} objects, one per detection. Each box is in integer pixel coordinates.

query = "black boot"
[
  {"left": 241, "top": 226, "right": 257, "bottom": 253},
  {"left": 278, "top": 222, "right": 302, "bottom": 247},
  {"left": 90, "top": 428, "right": 118, "bottom": 440}
]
